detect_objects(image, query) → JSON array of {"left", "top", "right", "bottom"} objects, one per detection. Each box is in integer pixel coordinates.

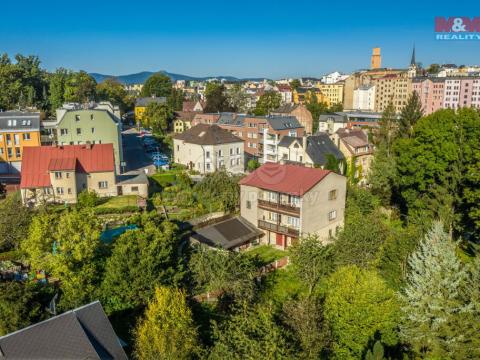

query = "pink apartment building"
[{"left": 413, "top": 77, "right": 480, "bottom": 115}]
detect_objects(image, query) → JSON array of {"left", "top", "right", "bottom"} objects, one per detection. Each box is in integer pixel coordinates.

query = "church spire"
[{"left": 410, "top": 45, "right": 416, "bottom": 66}]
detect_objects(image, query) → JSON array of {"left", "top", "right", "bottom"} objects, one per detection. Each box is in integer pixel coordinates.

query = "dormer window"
[{"left": 75, "top": 115, "right": 80, "bottom": 121}]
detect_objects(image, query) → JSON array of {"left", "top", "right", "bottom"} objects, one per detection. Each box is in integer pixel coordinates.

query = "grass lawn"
[
  {"left": 150, "top": 172, "right": 177, "bottom": 187},
  {"left": 96, "top": 195, "right": 138, "bottom": 209},
  {"left": 261, "top": 267, "right": 306, "bottom": 304},
  {"left": 247, "top": 245, "right": 287, "bottom": 266}
]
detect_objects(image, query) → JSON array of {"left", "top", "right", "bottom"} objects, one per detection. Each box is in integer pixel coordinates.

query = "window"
[
  {"left": 268, "top": 191, "right": 278, "bottom": 202},
  {"left": 236, "top": 147, "right": 240, "bottom": 154},
  {"left": 328, "top": 210, "right": 337, "bottom": 221},
  {"left": 75, "top": 115, "right": 80, "bottom": 121},
  {"left": 206, "top": 163, "right": 211, "bottom": 170},
  {"left": 268, "top": 212, "right": 279, "bottom": 222},
  {"left": 60, "top": 128, "right": 68, "bottom": 136},
  {"left": 56, "top": 187, "right": 64, "bottom": 195},
  {"left": 98, "top": 181, "right": 108, "bottom": 189},
  {"left": 131, "top": 186, "right": 139, "bottom": 192},
  {"left": 218, "top": 150, "right": 223, "bottom": 157},
  {"left": 66, "top": 172, "right": 70, "bottom": 179},
  {"left": 206, "top": 151, "right": 210, "bottom": 159},
  {"left": 76, "top": 128, "right": 82, "bottom": 135},
  {"left": 14, "top": 134, "right": 20, "bottom": 145},
  {"left": 67, "top": 188, "right": 72, "bottom": 195},
  {"left": 328, "top": 189, "right": 337, "bottom": 200},
  {"left": 91, "top": 127, "right": 95, "bottom": 134},
  {"left": 15, "top": 148, "right": 20, "bottom": 157},
  {"left": 177, "top": 145, "right": 179, "bottom": 151},
  {"left": 7, "top": 148, "right": 12, "bottom": 157},
  {"left": 23, "top": 133, "right": 31, "bottom": 140},
  {"left": 230, "top": 148, "right": 233, "bottom": 155},
  {"left": 246, "top": 200, "right": 251, "bottom": 209},
  {"left": 288, "top": 216, "right": 300, "bottom": 228},
  {"left": 55, "top": 172, "right": 62, "bottom": 179},
  {"left": 90, "top": 114, "right": 94, "bottom": 120},
  {"left": 291, "top": 196, "right": 300, "bottom": 207},
  {"left": 231, "top": 159, "right": 235, "bottom": 166},
  {"left": 43, "top": 188, "right": 52, "bottom": 195}
]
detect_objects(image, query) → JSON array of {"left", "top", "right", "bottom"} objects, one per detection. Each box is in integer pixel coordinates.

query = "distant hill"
[{"left": 90, "top": 70, "right": 268, "bottom": 85}]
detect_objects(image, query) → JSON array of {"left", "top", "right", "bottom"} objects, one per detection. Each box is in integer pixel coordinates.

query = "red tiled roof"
[
  {"left": 48, "top": 158, "right": 76, "bottom": 171},
  {"left": 239, "top": 163, "right": 331, "bottom": 196},
  {"left": 20, "top": 144, "right": 115, "bottom": 189}
]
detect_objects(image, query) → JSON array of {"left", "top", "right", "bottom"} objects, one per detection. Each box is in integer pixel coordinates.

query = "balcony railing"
[
  {"left": 258, "top": 199, "right": 300, "bottom": 215},
  {"left": 258, "top": 219, "right": 300, "bottom": 237}
]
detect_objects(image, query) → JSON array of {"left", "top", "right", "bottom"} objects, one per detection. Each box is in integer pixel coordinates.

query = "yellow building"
[
  {"left": 172, "top": 111, "right": 195, "bottom": 133},
  {"left": 293, "top": 87, "right": 329, "bottom": 105},
  {"left": 318, "top": 83, "right": 344, "bottom": 106},
  {"left": 134, "top": 97, "right": 167, "bottom": 123},
  {"left": 372, "top": 73, "right": 412, "bottom": 113},
  {"left": 0, "top": 111, "right": 41, "bottom": 173}
]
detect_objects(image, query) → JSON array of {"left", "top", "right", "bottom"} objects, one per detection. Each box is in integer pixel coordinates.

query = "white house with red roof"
[
  {"left": 20, "top": 144, "right": 148, "bottom": 205},
  {"left": 239, "top": 163, "right": 346, "bottom": 249}
]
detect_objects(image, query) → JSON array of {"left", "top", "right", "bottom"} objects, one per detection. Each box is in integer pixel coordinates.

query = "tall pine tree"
[
  {"left": 400, "top": 222, "right": 480, "bottom": 359},
  {"left": 398, "top": 92, "right": 423, "bottom": 138}
]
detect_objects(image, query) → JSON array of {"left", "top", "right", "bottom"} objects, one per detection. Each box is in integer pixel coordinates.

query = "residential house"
[
  {"left": 331, "top": 128, "right": 374, "bottom": 185},
  {"left": 52, "top": 104, "right": 123, "bottom": 173},
  {"left": 412, "top": 77, "right": 445, "bottom": 115},
  {"left": 182, "top": 100, "right": 205, "bottom": 112},
  {"left": 239, "top": 163, "right": 346, "bottom": 249},
  {"left": 321, "top": 71, "right": 349, "bottom": 84},
  {"left": 134, "top": 96, "right": 167, "bottom": 122},
  {"left": 371, "top": 73, "right": 412, "bottom": 113},
  {"left": 317, "top": 83, "right": 345, "bottom": 106},
  {"left": 293, "top": 87, "right": 328, "bottom": 105},
  {"left": 20, "top": 144, "right": 148, "bottom": 205},
  {"left": 173, "top": 111, "right": 196, "bottom": 133},
  {"left": 277, "top": 133, "right": 345, "bottom": 171},
  {"left": 318, "top": 113, "right": 348, "bottom": 134},
  {"left": 0, "top": 111, "right": 41, "bottom": 173},
  {"left": 216, "top": 114, "right": 304, "bottom": 162},
  {"left": 318, "top": 111, "right": 382, "bottom": 134},
  {"left": 173, "top": 124, "right": 244, "bottom": 174},
  {"left": 191, "top": 113, "right": 221, "bottom": 126},
  {"left": 276, "top": 84, "right": 293, "bottom": 104},
  {"left": 0, "top": 301, "right": 127, "bottom": 360},
  {"left": 271, "top": 103, "right": 313, "bottom": 134}
]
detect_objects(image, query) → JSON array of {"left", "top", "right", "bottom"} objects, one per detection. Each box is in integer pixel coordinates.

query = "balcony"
[
  {"left": 258, "top": 199, "right": 300, "bottom": 215},
  {"left": 258, "top": 219, "right": 300, "bottom": 237}
]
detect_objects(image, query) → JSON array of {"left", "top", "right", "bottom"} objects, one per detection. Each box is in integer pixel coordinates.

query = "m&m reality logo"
[{"left": 435, "top": 17, "right": 480, "bottom": 40}]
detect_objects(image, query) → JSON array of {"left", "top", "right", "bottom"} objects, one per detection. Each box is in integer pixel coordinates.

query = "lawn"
[
  {"left": 247, "top": 245, "right": 287, "bottom": 266},
  {"left": 261, "top": 267, "right": 306, "bottom": 304},
  {"left": 150, "top": 173, "right": 176, "bottom": 187},
  {"left": 96, "top": 195, "right": 138, "bottom": 209}
]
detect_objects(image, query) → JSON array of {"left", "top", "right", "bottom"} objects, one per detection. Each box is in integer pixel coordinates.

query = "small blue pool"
[{"left": 100, "top": 224, "right": 138, "bottom": 244}]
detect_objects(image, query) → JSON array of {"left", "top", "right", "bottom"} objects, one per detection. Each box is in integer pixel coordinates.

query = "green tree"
[
  {"left": 0, "top": 193, "right": 33, "bottom": 251},
  {"left": 194, "top": 170, "right": 241, "bottom": 213},
  {"left": 253, "top": 90, "right": 281, "bottom": 115},
  {"left": 96, "top": 78, "right": 132, "bottom": 112},
  {"left": 305, "top": 93, "right": 329, "bottom": 132},
  {"left": 289, "top": 234, "right": 334, "bottom": 296},
  {"left": 427, "top": 64, "right": 441, "bottom": 74},
  {"left": 227, "top": 83, "right": 248, "bottom": 112},
  {"left": 400, "top": 222, "right": 480, "bottom": 359},
  {"left": 324, "top": 266, "right": 400, "bottom": 359},
  {"left": 368, "top": 144, "right": 397, "bottom": 205},
  {"left": 282, "top": 296, "right": 330, "bottom": 359},
  {"left": 365, "top": 341, "right": 385, "bottom": 360},
  {"left": 134, "top": 286, "right": 199, "bottom": 360},
  {"left": 48, "top": 68, "right": 70, "bottom": 112},
  {"left": 398, "top": 91, "right": 423, "bottom": 138},
  {"left": 167, "top": 87, "right": 184, "bottom": 111},
  {"left": 143, "top": 102, "right": 173, "bottom": 134},
  {"left": 376, "top": 101, "right": 397, "bottom": 155},
  {"left": 141, "top": 72, "right": 172, "bottom": 98},
  {"left": 101, "top": 215, "right": 182, "bottom": 313},
  {"left": 64, "top": 71, "right": 97, "bottom": 103},
  {"left": 246, "top": 158, "right": 260, "bottom": 172},
  {"left": 189, "top": 246, "right": 257, "bottom": 304},
  {"left": 290, "top": 79, "right": 301, "bottom": 91},
  {"left": 204, "top": 82, "right": 231, "bottom": 113},
  {"left": 0, "top": 282, "right": 54, "bottom": 336},
  {"left": 76, "top": 190, "right": 99, "bottom": 208},
  {"left": 208, "top": 304, "right": 292, "bottom": 359}
]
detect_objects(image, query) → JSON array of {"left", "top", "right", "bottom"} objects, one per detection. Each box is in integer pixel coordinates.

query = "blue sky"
[{"left": 1, "top": 0, "right": 480, "bottom": 78}]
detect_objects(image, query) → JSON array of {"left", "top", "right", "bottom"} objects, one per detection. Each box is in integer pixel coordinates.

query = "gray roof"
[
  {"left": 278, "top": 134, "right": 344, "bottom": 166},
  {"left": 217, "top": 113, "right": 246, "bottom": 127},
  {"left": 0, "top": 301, "right": 127, "bottom": 360},
  {"left": 174, "top": 124, "right": 243, "bottom": 145},
  {"left": 319, "top": 113, "right": 347, "bottom": 123},
  {"left": 135, "top": 97, "right": 167, "bottom": 106},
  {"left": 0, "top": 111, "right": 40, "bottom": 131},
  {"left": 266, "top": 115, "right": 302, "bottom": 130},
  {"left": 191, "top": 216, "right": 263, "bottom": 250},
  {"left": 116, "top": 172, "right": 149, "bottom": 185}
]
